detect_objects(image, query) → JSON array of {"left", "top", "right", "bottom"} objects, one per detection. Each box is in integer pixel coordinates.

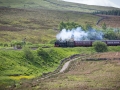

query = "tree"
[
  {"left": 85, "top": 23, "right": 92, "bottom": 30},
  {"left": 102, "top": 23, "right": 107, "bottom": 30},
  {"left": 104, "top": 31, "right": 117, "bottom": 40},
  {"left": 92, "top": 41, "right": 108, "bottom": 52},
  {"left": 59, "top": 21, "right": 66, "bottom": 30},
  {"left": 58, "top": 22, "right": 81, "bottom": 30}
]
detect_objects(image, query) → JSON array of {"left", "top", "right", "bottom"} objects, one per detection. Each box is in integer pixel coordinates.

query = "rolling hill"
[
  {"left": 0, "top": 0, "right": 119, "bottom": 43},
  {"left": 0, "top": 0, "right": 119, "bottom": 12},
  {"left": 0, "top": 0, "right": 120, "bottom": 90}
]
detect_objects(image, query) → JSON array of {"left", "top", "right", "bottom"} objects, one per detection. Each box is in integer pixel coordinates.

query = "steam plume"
[{"left": 56, "top": 27, "right": 103, "bottom": 41}]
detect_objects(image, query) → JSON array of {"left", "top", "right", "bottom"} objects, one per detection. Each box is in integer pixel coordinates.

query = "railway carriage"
[{"left": 55, "top": 40, "right": 120, "bottom": 47}]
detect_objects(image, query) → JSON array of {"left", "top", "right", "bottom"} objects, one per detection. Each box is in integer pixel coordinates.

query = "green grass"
[
  {"left": 0, "top": 46, "right": 94, "bottom": 88},
  {"left": 0, "top": 0, "right": 118, "bottom": 12}
]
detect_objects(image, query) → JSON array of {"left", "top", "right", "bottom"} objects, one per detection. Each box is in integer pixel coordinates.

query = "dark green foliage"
[
  {"left": 93, "top": 41, "right": 108, "bottom": 52},
  {"left": 37, "top": 48, "right": 46, "bottom": 56},
  {"left": 23, "top": 47, "right": 34, "bottom": 61},
  {"left": 0, "top": 43, "right": 3, "bottom": 46},
  {"left": 37, "top": 48, "right": 49, "bottom": 62},
  {"left": 3, "top": 43, "right": 8, "bottom": 47},
  {"left": 49, "top": 39, "right": 56, "bottom": 44},
  {"left": 104, "top": 30, "right": 117, "bottom": 40},
  {"left": 59, "top": 22, "right": 81, "bottom": 30},
  {"left": 84, "top": 23, "right": 92, "bottom": 30},
  {"left": 102, "top": 28, "right": 120, "bottom": 40},
  {"left": 59, "top": 21, "right": 66, "bottom": 30},
  {"left": 94, "top": 9, "right": 120, "bottom": 16},
  {"left": 11, "top": 40, "right": 26, "bottom": 49},
  {"left": 114, "top": 28, "right": 120, "bottom": 39},
  {"left": 102, "top": 23, "right": 107, "bottom": 30},
  {"left": 11, "top": 41, "right": 22, "bottom": 46}
]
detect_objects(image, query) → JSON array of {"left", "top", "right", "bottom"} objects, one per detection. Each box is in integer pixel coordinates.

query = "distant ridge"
[{"left": 0, "top": 0, "right": 119, "bottom": 12}]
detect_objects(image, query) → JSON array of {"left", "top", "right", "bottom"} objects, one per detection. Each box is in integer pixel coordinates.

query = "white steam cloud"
[{"left": 56, "top": 27, "right": 103, "bottom": 41}]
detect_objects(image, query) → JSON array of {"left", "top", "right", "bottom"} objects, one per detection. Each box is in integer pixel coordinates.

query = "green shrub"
[
  {"left": 102, "top": 23, "right": 107, "bottom": 30},
  {"left": 104, "top": 31, "right": 117, "bottom": 40},
  {"left": 23, "top": 47, "right": 34, "bottom": 61},
  {"left": 0, "top": 43, "right": 3, "bottom": 46},
  {"left": 49, "top": 39, "right": 56, "bottom": 44},
  {"left": 26, "top": 42, "right": 33, "bottom": 45},
  {"left": 92, "top": 41, "right": 108, "bottom": 52},
  {"left": 3, "top": 43, "right": 8, "bottom": 47},
  {"left": 37, "top": 48, "right": 49, "bottom": 62}
]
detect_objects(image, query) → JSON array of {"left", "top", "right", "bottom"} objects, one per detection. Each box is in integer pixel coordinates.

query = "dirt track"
[{"left": 60, "top": 56, "right": 81, "bottom": 73}]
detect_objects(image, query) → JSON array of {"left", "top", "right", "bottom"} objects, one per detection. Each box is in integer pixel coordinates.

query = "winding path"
[
  {"left": 60, "top": 57, "right": 80, "bottom": 73},
  {"left": 40, "top": 55, "right": 81, "bottom": 80},
  {"left": 96, "top": 15, "right": 108, "bottom": 25}
]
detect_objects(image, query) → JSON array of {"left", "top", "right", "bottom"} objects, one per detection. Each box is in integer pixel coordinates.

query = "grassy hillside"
[
  {"left": 0, "top": 1, "right": 120, "bottom": 89},
  {"left": 0, "top": 46, "right": 120, "bottom": 90},
  {"left": 0, "top": 46, "right": 94, "bottom": 89},
  {"left": 0, "top": 0, "right": 119, "bottom": 43},
  {"left": 0, "top": 7, "right": 99, "bottom": 43},
  {"left": 0, "top": 0, "right": 119, "bottom": 12},
  {"left": 1, "top": 46, "right": 120, "bottom": 89}
]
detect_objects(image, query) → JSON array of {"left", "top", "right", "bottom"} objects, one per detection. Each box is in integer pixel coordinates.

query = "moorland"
[{"left": 0, "top": 0, "right": 120, "bottom": 90}]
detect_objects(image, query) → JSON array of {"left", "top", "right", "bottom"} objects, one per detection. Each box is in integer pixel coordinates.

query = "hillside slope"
[
  {"left": 0, "top": 0, "right": 119, "bottom": 12},
  {"left": 0, "top": 0, "right": 119, "bottom": 43},
  {"left": 18, "top": 52, "right": 120, "bottom": 90},
  {"left": 0, "top": 47, "right": 95, "bottom": 89},
  {"left": 0, "top": 7, "right": 99, "bottom": 43},
  {"left": 15, "top": 52, "right": 120, "bottom": 90}
]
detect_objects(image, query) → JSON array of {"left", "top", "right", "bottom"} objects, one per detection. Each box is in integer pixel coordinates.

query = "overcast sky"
[{"left": 62, "top": 0, "right": 120, "bottom": 8}]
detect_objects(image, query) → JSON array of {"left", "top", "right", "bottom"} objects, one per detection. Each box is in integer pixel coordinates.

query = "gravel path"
[
  {"left": 60, "top": 60, "right": 71, "bottom": 73},
  {"left": 60, "top": 57, "right": 80, "bottom": 73}
]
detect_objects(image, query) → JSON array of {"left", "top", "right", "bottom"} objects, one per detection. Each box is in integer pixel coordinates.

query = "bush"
[
  {"left": 37, "top": 48, "right": 49, "bottom": 62},
  {"left": 104, "top": 31, "right": 117, "bottom": 40},
  {"left": 92, "top": 41, "right": 108, "bottom": 52},
  {"left": 4, "top": 43, "right": 8, "bottom": 47},
  {"left": 49, "top": 39, "right": 56, "bottom": 44},
  {"left": 23, "top": 47, "right": 34, "bottom": 61},
  {"left": 0, "top": 43, "right": 3, "bottom": 46}
]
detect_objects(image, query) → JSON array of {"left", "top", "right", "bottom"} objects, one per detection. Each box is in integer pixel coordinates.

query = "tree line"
[
  {"left": 58, "top": 21, "right": 120, "bottom": 40},
  {"left": 59, "top": 21, "right": 92, "bottom": 31},
  {"left": 93, "top": 9, "right": 120, "bottom": 16}
]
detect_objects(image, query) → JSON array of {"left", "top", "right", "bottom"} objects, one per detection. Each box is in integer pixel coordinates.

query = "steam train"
[{"left": 54, "top": 40, "right": 120, "bottom": 47}]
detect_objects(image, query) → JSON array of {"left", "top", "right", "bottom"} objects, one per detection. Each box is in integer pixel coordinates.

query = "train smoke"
[{"left": 56, "top": 27, "right": 103, "bottom": 41}]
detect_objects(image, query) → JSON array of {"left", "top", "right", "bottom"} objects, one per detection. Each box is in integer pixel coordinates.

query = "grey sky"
[{"left": 62, "top": 0, "right": 120, "bottom": 8}]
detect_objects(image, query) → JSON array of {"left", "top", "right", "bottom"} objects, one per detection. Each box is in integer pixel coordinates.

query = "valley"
[{"left": 0, "top": 0, "right": 120, "bottom": 90}]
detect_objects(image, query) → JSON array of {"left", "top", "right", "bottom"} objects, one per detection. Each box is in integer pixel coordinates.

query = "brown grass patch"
[
  {"left": 98, "top": 15, "right": 120, "bottom": 28},
  {"left": 0, "top": 26, "right": 23, "bottom": 31}
]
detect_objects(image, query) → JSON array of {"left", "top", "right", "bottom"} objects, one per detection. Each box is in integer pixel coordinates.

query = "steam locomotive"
[{"left": 54, "top": 40, "right": 120, "bottom": 47}]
